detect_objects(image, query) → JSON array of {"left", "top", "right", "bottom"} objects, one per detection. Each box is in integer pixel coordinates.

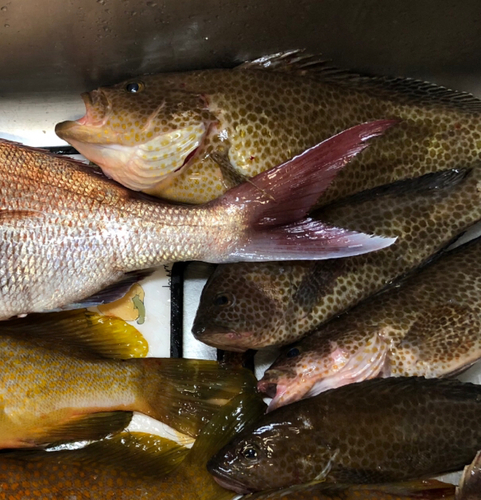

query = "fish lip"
[
  {"left": 257, "top": 379, "right": 278, "bottom": 399},
  {"left": 192, "top": 324, "right": 255, "bottom": 352},
  {"left": 55, "top": 91, "right": 110, "bottom": 141},
  {"left": 209, "top": 468, "right": 253, "bottom": 494}
]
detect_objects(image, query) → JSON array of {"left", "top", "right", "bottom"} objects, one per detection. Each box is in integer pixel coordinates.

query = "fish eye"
[
  {"left": 286, "top": 347, "right": 300, "bottom": 358},
  {"left": 241, "top": 444, "right": 259, "bottom": 461},
  {"left": 213, "top": 293, "right": 233, "bottom": 307},
  {"left": 125, "top": 81, "right": 144, "bottom": 93}
]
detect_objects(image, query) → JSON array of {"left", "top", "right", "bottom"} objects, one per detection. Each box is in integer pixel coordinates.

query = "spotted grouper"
[
  {"left": 56, "top": 51, "right": 481, "bottom": 204},
  {"left": 258, "top": 235, "right": 481, "bottom": 410}
]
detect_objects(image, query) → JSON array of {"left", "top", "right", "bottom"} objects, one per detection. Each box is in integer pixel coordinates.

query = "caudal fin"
[
  {"left": 214, "top": 120, "right": 398, "bottom": 262},
  {"left": 136, "top": 358, "right": 258, "bottom": 437}
]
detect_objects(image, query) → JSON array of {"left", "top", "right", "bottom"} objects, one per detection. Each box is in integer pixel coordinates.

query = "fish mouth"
[
  {"left": 192, "top": 326, "right": 258, "bottom": 352},
  {"left": 212, "top": 475, "right": 252, "bottom": 495},
  {"left": 208, "top": 466, "right": 253, "bottom": 494},
  {"left": 264, "top": 380, "right": 309, "bottom": 412},
  {"left": 55, "top": 91, "right": 111, "bottom": 142}
]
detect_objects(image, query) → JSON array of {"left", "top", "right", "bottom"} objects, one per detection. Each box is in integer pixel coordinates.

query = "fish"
[
  {"left": 55, "top": 51, "right": 481, "bottom": 205},
  {"left": 192, "top": 166, "right": 481, "bottom": 351},
  {"left": 207, "top": 378, "right": 481, "bottom": 493},
  {"left": 0, "top": 314, "right": 258, "bottom": 448},
  {"left": 457, "top": 450, "right": 481, "bottom": 500},
  {"left": 0, "top": 121, "right": 395, "bottom": 320},
  {"left": 258, "top": 235, "right": 481, "bottom": 410},
  {"left": 0, "top": 392, "right": 266, "bottom": 500},
  {"left": 245, "top": 480, "right": 456, "bottom": 500}
]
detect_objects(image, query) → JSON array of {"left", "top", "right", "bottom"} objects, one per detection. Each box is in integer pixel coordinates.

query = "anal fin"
[{"left": 31, "top": 411, "right": 133, "bottom": 448}]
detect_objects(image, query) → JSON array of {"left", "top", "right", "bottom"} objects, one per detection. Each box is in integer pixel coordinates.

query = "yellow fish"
[{"left": 56, "top": 50, "right": 481, "bottom": 204}]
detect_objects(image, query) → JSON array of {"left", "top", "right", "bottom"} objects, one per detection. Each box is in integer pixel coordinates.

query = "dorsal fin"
[{"left": 237, "top": 49, "right": 481, "bottom": 111}]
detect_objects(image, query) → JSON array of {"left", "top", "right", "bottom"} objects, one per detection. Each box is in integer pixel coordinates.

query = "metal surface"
[
  {"left": 1, "top": 0, "right": 481, "bottom": 482},
  {"left": 0, "top": 0, "right": 480, "bottom": 94}
]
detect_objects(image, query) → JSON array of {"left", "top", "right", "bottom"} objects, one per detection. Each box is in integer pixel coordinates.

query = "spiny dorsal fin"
[{"left": 237, "top": 49, "right": 481, "bottom": 111}]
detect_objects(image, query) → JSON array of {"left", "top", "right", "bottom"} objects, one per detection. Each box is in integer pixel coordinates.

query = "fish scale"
[
  {"left": 56, "top": 51, "right": 481, "bottom": 205},
  {"left": 0, "top": 122, "right": 395, "bottom": 319},
  {"left": 207, "top": 378, "right": 481, "bottom": 493},
  {"left": 193, "top": 166, "right": 481, "bottom": 351}
]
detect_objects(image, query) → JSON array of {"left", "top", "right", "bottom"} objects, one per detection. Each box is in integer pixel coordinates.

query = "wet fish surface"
[
  {"left": 246, "top": 480, "right": 456, "bottom": 500},
  {"left": 56, "top": 51, "right": 481, "bottom": 204},
  {"left": 0, "top": 122, "right": 393, "bottom": 319},
  {"left": 0, "top": 328, "right": 256, "bottom": 448},
  {"left": 208, "top": 378, "right": 481, "bottom": 492},
  {"left": 0, "top": 392, "right": 266, "bottom": 500},
  {"left": 193, "top": 165, "right": 481, "bottom": 351},
  {"left": 259, "top": 235, "right": 481, "bottom": 409},
  {"left": 457, "top": 450, "right": 481, "bottom": 500}
]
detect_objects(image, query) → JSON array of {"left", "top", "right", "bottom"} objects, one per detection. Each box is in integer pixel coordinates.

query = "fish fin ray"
[
  {"left": 196, "top": 392, "right": 266, "bottom": 466},
  {"left": 31, "top": 411, "right": 133, "bottom": 448},
  {"left": 224, "top": 220, "right": 396, "bottom": 262},
  {"left": 237, "top": 50, "right": 481, "bottom": 111},
  {"left": 54, "top": 269, "right": 155, "bottom": 310},
  {"left": 1, "top": 309, "right": 148, "bottom": 359},
  {"left": 138, "top": 359, "right": 258, "bottom": 438},
  {"left": 219, "top": 120, "right": 398, "bottom": 228},
  {"left": 5, "top": 432, "right": 188, "bottom": 479},
  {"left": 214, "top": 121, "right": 398, "bottom": 261},
  {"left": 324, "top": 168, "right": 471, "bottom": 210}
]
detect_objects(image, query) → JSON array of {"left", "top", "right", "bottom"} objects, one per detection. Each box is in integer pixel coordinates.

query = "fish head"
[
  {"left": 207, "top": 411, "right": 333, "bottom": 492},
  {"left": 192, "top": 262, "right": 293, "bottom": 352},
  {"left": 55, "top": 76, "right": 216, "bottom": 191},
  {"left": 258, "top": 328, "right": 391, "bottom": 411}
]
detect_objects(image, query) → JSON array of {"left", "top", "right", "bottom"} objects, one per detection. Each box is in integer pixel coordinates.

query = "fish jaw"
[
  {"left": 193, "top": 327, "right": 256, "bottom": 352},
  {"left": 55, "top": 91, "right": 209, "bottom": 191},
  {"left": 262, "top": 332, "right": 391, "bottom": 411}
]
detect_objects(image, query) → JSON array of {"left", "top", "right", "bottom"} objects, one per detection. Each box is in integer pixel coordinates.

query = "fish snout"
[{"left": 257, "top": 380, "right": 277, "bottom": 399}]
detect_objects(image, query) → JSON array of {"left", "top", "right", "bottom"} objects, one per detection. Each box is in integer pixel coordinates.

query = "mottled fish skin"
[
  {"left": 56, "top": 51, "right": 481, "bottom": 204},
  {"left": 0, "top": 333, "right": 255, "bottom": 447},
  {"left": 0, "top": 123, "right": 392, "bottom": 319},
  {"left": 208, "top": 378, "right": 481, "bottom": 492},
  {"left": 246, "top": 480, "right": 456, "bottom": 500},
  {"left": 260, "top": 235, "right": 481, "bottom": 409},
  {"left": 193, "top": 167, "right": 481, "bottom": 351}
]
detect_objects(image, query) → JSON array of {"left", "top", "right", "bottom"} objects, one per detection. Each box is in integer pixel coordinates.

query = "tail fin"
[
  {"left": 136, "top": 358, "right": 258, "bottom": 437},
  {"left": 457, "top": 450, "right": 481, "bottom": 499},
  {"left": 215, "top": 120, "right": 398, "bottom": 262},
  {"left": 189, "top": 392, "right": 266, "bottom": 465}
]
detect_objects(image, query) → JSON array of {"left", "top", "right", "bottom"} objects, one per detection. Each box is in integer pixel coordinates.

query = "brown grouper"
[
  {"left": 208, "top": 378, "right": 481, "bottom": 493},
  {"left": 56, "top": 51, "right": 481, "bottom": 205},
  {"left": 193, "top": 165, "right": 481, "bottom": 351},
  {"left": 259, "top": 235, "right": 481, "bottom": 410}
]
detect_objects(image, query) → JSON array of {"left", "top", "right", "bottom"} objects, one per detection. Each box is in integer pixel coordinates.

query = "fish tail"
[
  {"left": 214, "top": 120, "right": 398, "bottom": 262},
  {"left": 136, "top": 358, "right": 258, "bottom": 437}
]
